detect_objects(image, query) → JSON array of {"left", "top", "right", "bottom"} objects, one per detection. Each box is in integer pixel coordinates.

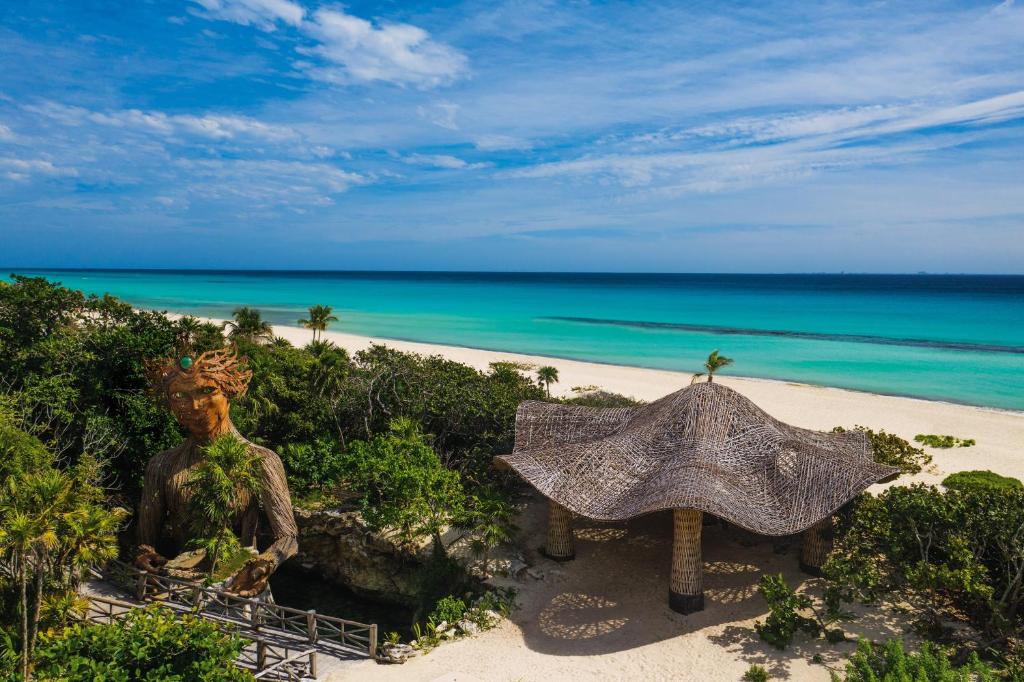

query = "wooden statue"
[{"left": 135, "top": 347, "right": 298, "bottom": 597}]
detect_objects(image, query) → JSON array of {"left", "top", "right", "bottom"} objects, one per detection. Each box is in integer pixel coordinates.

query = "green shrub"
[
  {"left": 830, "top": 638, "right": 997, "bottom": 682},
  {"left": 743, "top": 664, "right": 769, "bottom": 682},
  {"left": 33, "top": 605, "right": 252, "bottom": 681},
  {"left": 279, "top": 438, "right": 346, "bottom": 499},
  {"left": 942, "top": 470, "right": 1022, "bottom": 494},
  {"left": 341, "top": 418, "right": 466, "bottom": 550},
  {"left": 824, "top": 484, "right": 1024, "bottom": 637},
  {"left": 832, "top": 426, "right": 931, "bottom": 476},
  {"left": 754, "top": 574, "right": 826, "bottom": 649},
  {"left": 915, "top": 434, "right": 975, "bottom": 448},
  {"left": 429, "top": 596, "right": 467, "bottom": 626}
]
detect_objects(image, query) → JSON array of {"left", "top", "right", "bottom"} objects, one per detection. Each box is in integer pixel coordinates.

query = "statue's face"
[{"left": 166, "top": 372, "right": 229, "bottom": 440}]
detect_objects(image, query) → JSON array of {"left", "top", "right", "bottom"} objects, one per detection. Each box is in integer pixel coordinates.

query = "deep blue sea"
[{"left": 6, "top": 270, "right": 1023, "bottom": 411}]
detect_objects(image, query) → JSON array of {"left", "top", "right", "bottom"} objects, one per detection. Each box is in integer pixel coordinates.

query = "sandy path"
[{"left": 327, "top": 498, "right": 911, "bottom": 682}]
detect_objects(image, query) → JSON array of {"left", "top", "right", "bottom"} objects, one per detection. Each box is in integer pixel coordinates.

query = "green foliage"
[
  {"left": 224, "top": 306, "right": 273, "bottom": 344},
  {"left": 831, "top": 426, "right": 931, "bottom": 476},
  {"left": 185, "top": 434, "right": 263, "bottom": 579},
  {"left": 341, "top": 418, "right": 466, "bottom": 548},
  {"left": 462, "top": 486, "right": 517, "bottom": 577},
  {"left": 33, "top": 605, "right": 252, "bottom": 681},
  {"left": 429, "top": 596, "right": 467, "bottom": 625},
  {"left": 824, "top": 484, "right": 1024, "bottom": 637},
  {"left": 830, "top": 638, "right": 998, "bottom": 682},
  {"left": 754, "top": 574, "right": 827, "bottom": 649},
  {"left": 942, "top": 470, "right": 1022, "bottom": 494},
  {"left": 743, "top": 664, "right": 770, "bottom": 682},
  {"left": 915, "top": 434, "right": 976, "bottom": 448},
  {"left": 0, "top": 412, "right": 125, "bottom": 678},
  {"left": 563, "top": 389, "right": 641, "bottom": 408},
  {"left": 0, "top": 276, "right": 198, "bottom": 492},
  {"left": 278, "top": 439, "right": 346, "bottom": 501}
]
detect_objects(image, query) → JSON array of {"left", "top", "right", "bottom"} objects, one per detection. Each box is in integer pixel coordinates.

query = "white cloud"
[
  {"left": 0, "top": 157, "right": 77, "bottom": 181},
  {"left": 473, "top": 134, "right": 532, "bottom": 151},
  {"left": 176, "top": 159, "right": 369, "bottom": 207},
  {"left": 191, "top": 0, "right": 304, "bottom": 30},
  {"left": 403, "top": 153, "right": 488, "bottom": 170},
  {"left": 303, "top": 8, "right": 468, "bottom": 88},
  {"left": 28, "top": 102, "right": 298, "bottom": 142},
  {"left": 417, "top": 102, "right": 460, "bottom": 130},
  {"left": 0, "top": 123, "right": 15, "bottom": 141}
]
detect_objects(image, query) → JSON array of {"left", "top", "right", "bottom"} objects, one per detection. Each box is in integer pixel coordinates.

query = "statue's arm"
[
  {"left": 257, "top": 451, "right": 299, "bottom": 569},
  {"left": 135, "top": 453, "right": 168, "bottom": 568}
]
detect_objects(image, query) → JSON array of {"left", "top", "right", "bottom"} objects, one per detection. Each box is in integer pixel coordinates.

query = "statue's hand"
[
  {"left": 225, "top": 556, "right": 274, "bottom": 598},
  {"left": 134, "top": 545, "right": 168, "bottom": 573}
]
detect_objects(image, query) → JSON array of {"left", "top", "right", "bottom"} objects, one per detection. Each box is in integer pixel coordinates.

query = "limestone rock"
[
  {"left": 292, "top": 506, "right": 422, "bottom": 605},
  {"left": 379, "top": 642, "right": 417, "bottom": 664}
]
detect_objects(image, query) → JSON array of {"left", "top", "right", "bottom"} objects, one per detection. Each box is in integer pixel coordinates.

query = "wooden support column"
[
  {"left": 669, "top": 508, "right": 704, "bottom": 614},
  {"left": 800, "top": 517, "right": 832, "bottom": 576},
  {"left": 543, "top": 499, "right": 575, "bottom": 561}
]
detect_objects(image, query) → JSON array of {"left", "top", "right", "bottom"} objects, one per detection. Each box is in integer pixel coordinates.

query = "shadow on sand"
[{"left": 511, "top": 502, "right": 910, "bottom": 678}]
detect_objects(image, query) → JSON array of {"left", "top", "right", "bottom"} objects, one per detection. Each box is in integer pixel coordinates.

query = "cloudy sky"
[{"left": 1, "top": 0, "right": 1022, "bottom": 272}]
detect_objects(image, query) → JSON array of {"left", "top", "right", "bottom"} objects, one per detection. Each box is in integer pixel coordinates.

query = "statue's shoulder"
[
  {"left": 241, "top": 439, "right": 285, "bottom": 467},
  {"left": 145, "top": 441, "right": 188, "bottom": 472}
]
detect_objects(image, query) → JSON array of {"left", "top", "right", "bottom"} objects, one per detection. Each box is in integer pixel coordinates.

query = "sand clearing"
[{"left": 180, "top": 316, "right": 1023, "bottom": 681}]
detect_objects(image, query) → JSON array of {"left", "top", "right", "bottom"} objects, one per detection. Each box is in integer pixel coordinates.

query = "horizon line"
[{"left": 5, "top": 267, "right": 1024, "bottom": 277}]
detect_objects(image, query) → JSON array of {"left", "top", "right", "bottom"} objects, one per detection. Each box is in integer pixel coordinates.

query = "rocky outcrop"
[{"left": 292, "top": 506, "right": 422, "bottom": 606}]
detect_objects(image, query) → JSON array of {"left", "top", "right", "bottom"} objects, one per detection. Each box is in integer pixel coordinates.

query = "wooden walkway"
[{"left": 87, "top": 559, "right": 380, "bottom": 680}]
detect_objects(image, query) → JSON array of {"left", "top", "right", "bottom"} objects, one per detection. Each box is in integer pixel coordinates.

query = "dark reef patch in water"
[{"left": 544, "top": 316, "right": 1024, "bottom": 355}]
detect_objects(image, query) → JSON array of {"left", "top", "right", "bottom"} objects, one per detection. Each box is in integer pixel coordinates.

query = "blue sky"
[{"left": 1, "top": 0, "right": 1022, "bottom": 272}]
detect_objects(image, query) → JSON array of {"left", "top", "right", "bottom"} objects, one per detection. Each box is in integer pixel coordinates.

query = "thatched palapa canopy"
[{"left": 496, "top": 382, "right": 897, "bottom": 613}]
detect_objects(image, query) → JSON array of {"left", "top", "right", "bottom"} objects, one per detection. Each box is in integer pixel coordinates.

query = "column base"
[
  {"left": 668, "top": 590, "right": 704, "bottom": 614},
  {"left": 799, "top": 560, "right": 824, "bottom": 577},
  {"left": 541, "top": 548, "right": 576, "bottom": 562}
]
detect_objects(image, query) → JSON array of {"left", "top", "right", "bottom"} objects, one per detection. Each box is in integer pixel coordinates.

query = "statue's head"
[{"left": 148, "top": 346, "right": 252, "bottom": 441}]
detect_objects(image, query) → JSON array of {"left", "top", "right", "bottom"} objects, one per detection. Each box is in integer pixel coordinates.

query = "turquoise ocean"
[{"left": 7, "top": 270, "right": 1024, "bottom": 411}]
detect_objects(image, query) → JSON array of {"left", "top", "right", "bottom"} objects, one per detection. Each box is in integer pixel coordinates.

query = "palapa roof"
[{"left": 497, "top": 382, "right": 897, "bottom": 536}]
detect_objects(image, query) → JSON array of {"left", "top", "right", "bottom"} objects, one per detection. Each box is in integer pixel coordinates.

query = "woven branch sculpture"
[
  {"left": 136, "top": 346, "right": 298, "bottom": 598},
  {"left": 496, "top": 381, "right": 897, "bottom": 613}
]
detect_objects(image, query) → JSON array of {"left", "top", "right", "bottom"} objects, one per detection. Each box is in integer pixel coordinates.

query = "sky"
[{"left": 0, "top": 0, "right": 1022, "bottom": 272}]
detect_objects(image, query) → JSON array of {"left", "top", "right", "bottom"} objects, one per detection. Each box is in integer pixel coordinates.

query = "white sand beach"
[
  {"left": 255, "top": 320, "right": 1023, "bottom": 487},
  {"left": 197, "top": 317, "right": 1024, "bottom": 682}
]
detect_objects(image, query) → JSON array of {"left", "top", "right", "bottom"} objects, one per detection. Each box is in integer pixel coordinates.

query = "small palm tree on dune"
[
  {"left": 298, "top": 304, "right": 339, "bottom": 342},
  {"left": 224, "top": 306, "right": 273, "bottom": 344},
  {"left": 536, "top": 366, "right": 559, "bottom": 397},
  {"left": 692, "top": 350, "right": 733, "bottom": 383}
]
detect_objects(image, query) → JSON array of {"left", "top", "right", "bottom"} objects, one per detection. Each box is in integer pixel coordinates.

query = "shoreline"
[
  {"left": 168, "top": 311, "right": 1024, "bottom": 486},
  {"left": 167, "top": 311, "right": 1021, "bottom": 415}
]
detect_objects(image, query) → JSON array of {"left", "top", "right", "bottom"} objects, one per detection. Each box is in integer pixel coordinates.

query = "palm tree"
[
  {"left": 0, "top": 470, "right": 67, "bottom": 679},
  {"left": 297, "top": 304, "right": 339, "bottom": 342},
  {"left": 185, "top": 434, "right": 263, "bottom": 580},
  {"left": 176, "top": 315, "right": 203, "bottom": 346},
  {"left": 536, "top": 366, "right": 559, "bottom": 397},
  {"left": 463, "top": 488, "right": 517, "bottom": 578},
  {"left": 692, "top": 350, "right": 733, "bottom": 383},
  {"left": 223, "top": 306, "right": 273, "bottom": 344}
]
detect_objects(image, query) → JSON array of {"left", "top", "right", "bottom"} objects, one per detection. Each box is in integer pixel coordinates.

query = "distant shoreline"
[{"left": 165, "top": 310, "right": 1024, "bottom": 416}]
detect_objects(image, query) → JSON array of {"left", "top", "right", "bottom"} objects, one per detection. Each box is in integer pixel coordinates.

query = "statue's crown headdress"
[{"left": 147, "top": 345, "right": 252, "bottom": 400}]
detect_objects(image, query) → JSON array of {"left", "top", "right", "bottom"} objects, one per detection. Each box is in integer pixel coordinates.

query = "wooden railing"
[
  {"left": 84, "top": 594, "right": 317, "bottom": 681},
  {"left": 99, "top": 559, "right": 378, "bottom": 661}
]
